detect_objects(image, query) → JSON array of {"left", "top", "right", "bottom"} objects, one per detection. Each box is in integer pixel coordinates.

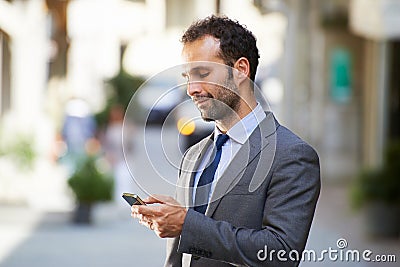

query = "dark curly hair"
[{"left": 181, "top": 15, "right": 260, "bottom": 81}]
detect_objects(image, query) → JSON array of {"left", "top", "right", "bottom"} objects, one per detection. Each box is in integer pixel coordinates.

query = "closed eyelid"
[
  {"left": 181, "top": 71, "right": 210, "bottom": 81},
  {"left": 199, "top": 72, "right": 210, "bottom": 78}
]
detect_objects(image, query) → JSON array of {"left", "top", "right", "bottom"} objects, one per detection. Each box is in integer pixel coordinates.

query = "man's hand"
[{"left": 131, "top": 194, "right": 187, "bottom": 238}]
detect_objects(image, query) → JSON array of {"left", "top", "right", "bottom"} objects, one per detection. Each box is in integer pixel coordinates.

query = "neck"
[{"left": 215, "top": 97, "right": 257, "bottom": 133}]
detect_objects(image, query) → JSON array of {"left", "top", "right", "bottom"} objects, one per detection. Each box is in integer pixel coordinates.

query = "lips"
[{"left": 193, "top": 96, "right": 211, "bottom": 106}]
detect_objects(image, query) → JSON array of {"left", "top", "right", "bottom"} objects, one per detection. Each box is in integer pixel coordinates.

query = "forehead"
[{"left": 181, "top": 35, "right": 225, "bottom": 64}]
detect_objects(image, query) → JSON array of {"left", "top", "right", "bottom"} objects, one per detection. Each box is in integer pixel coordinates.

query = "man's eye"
[{"left": 199, "top": 72, "right": 210, "bottom": 78}]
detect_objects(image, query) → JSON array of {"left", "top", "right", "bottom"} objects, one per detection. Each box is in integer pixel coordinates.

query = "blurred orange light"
[{"left": 177, "top": 117, "right": 196, "bottom": 136}]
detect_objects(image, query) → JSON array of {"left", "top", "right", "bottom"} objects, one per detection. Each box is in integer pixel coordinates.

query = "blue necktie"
[{"left": 194, "top": 134, "right": 229, "bottom": 214}]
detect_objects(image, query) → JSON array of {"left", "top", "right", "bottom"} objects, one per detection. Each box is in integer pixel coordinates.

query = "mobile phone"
[{"left": 122, "top": 193, "right": 146, "bottom": 206}]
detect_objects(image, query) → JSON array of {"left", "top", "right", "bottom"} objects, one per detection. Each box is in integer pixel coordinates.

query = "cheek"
[{"left": 205, "top": 84, "right": 221, "bottom": 98}]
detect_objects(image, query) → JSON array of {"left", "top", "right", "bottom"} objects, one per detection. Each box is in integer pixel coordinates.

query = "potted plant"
[
  {"left": 351, "top": 140, "right": 400, "bottom": 237},
  {"left": 95, "top": 68, "right": 144, "bottom": 129},
  {"left": 68, "top": 154, "right": 113, "bottom": 224}
]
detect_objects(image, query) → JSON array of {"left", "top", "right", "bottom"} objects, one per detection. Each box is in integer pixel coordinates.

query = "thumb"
[
  {"left": 144, "top": 194, "right": 179, "bottom": 205},
  {"left": 143, "top": 195, "right": 165, "bottom": 204}
]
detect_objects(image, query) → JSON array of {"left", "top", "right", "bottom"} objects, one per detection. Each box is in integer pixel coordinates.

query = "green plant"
[
  {"left": 351, "top": 140, "right": 400, "bottom": 209},
  {"left": 0, "top": 134, "right": 36, "bottom": 170},
  {"left": 95, "top": 69, "right": 145, "bottom": 128},
  {"left": 68, "top": 155, "right": 113, "bottom": 203}
]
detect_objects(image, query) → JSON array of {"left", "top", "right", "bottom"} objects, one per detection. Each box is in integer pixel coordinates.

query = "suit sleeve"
[{"left": 177, "top": 142, "right": 321, "bottom": 266}]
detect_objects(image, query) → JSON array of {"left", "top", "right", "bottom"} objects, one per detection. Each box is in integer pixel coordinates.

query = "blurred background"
[{"left": 0, "top": 0, "right": 399, "bottom": 266}]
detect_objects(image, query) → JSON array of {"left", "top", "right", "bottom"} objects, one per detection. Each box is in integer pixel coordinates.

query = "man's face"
[{"left": 182, "top": 36, "right": 240, "bottom": 122}]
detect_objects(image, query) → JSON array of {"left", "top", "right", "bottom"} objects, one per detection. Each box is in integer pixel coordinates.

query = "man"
[{"left": 131, "top": 15, "right": 320, "bottom": 266}]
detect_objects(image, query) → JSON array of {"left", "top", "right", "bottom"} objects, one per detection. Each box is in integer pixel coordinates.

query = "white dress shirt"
[{"left": 192, "top": 104, "right": 266, "bottom": 204}]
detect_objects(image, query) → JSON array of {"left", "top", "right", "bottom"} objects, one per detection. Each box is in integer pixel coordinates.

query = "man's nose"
[{"left": 186, "top": 81, "right": 202, "bottom": 97}]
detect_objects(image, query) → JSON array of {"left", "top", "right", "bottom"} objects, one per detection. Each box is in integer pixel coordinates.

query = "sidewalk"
[
  {"left": 0, "top": 182, "right": 398, "bottom": 267},
  {"left": 304, "top": 181, "right": 400, "bottom": 267},
  {"left": 0, "top": 204, "right": 166, "bottom": 267}
]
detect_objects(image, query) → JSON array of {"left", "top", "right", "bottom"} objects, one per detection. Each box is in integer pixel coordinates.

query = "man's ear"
[{"left": 233, "top": 57, "right": 250, "bottom": 83}]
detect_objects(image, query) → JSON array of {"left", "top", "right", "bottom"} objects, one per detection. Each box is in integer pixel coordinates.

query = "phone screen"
[{"left": 122, "top": 193, "right": 146, "bottom": 206}]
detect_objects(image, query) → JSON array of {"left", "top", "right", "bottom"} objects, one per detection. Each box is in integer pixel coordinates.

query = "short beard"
[{"left": 200, "top": 74, "right": 240, "bottom": 122}]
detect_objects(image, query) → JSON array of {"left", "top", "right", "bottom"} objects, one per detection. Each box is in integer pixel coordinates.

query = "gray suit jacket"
[{"left": 165, "top": 113, "right": 320, "bottom": 267}]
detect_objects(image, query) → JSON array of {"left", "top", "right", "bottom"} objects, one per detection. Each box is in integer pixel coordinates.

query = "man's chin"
[
  {"left": 200, "top": 111, "right": 215, "bottom": 122},
  {"left": 202, "top": 117, "right": 214, "bottom": 122}
]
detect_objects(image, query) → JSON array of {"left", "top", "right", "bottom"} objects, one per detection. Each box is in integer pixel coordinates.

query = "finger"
[
  {"left": 131, "top": 205, "right": 139, "bottom": 213},
  {"left": 136, "top": 205, "right": 161, "bottom": 216},
  {"left": 142, "top": 195, "right": 165, "bottom": 204},
  {"left": 145, "top": 194, "right": 179, "bottom": 205},
  {"left": 139, "top": 217, "right": 155, "bottom": 231},
  {"left": 139, "top": 219, "right": 151, "bottom": 228},
  {"left": 131, "top": 212, "right": 139, "bottom": 219},
  {"left": 138, "top": 216, "right": 148, "bottom": 224},
  {"left": 131, "top": 211, "right": 147, "bottom": 220},
  {"left": 138, "top": 214, "right": 152, "bottom": 222},
  {"left": 132, "top": 204, "right": 158, "bottom": 217}
]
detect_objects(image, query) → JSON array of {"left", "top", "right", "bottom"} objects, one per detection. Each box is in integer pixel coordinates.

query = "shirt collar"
[{"left": 215, "top": 104, "right": 266, "bottom": 145}]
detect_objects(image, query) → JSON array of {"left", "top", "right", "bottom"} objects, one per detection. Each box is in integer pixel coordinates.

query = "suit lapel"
[
  {"left": 205, "top": 112, "right": 277, "bottom": 217},
  {"left": 176, "top": 134, "right": 214, "bottom": 208}
]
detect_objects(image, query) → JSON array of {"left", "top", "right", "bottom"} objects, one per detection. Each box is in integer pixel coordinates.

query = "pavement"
[
  {"left": 0, "top": 203, "right": 166, "bottom": 267},
  {"left": 1, "top": 181, "right": 399, "bottom": 267},
  {"left": 303, "top": 182, "right": 399, "bottom": 267}
]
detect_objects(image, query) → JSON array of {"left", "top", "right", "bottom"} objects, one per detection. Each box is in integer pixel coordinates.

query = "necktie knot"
[{"left": 215, "top": 134, "right": 229, "bottom": 150}]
